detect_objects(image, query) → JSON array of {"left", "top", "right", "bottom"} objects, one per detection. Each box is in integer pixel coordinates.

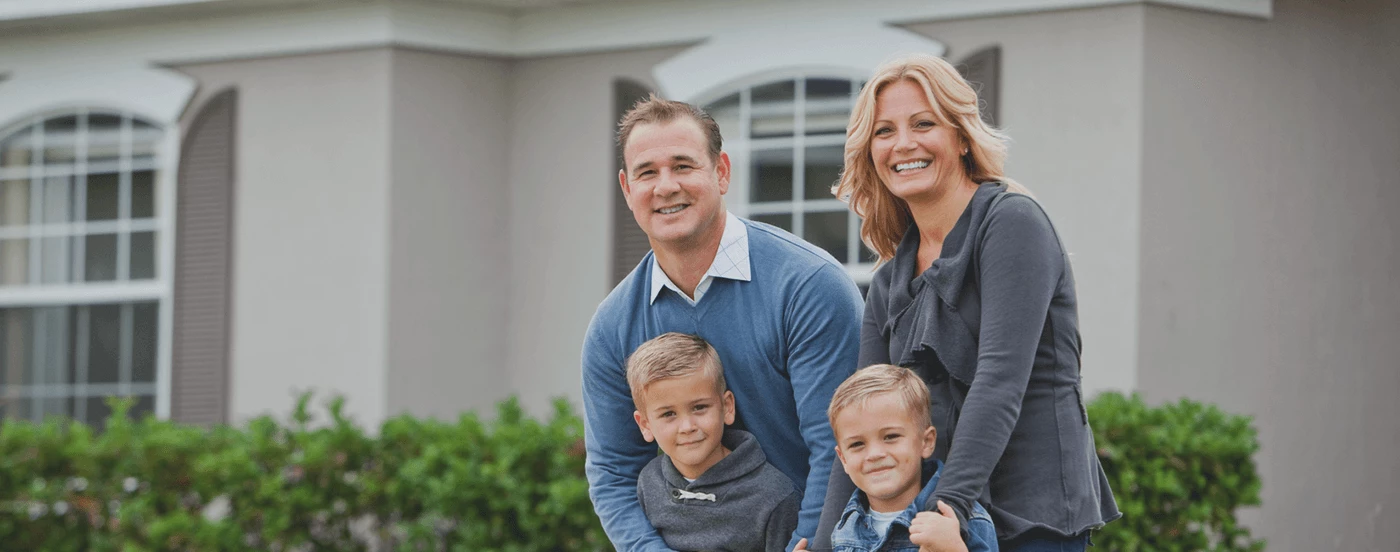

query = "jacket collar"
[
  {"left": 660, "top": 428, "right": 768, "bottom": 489},
  {"left": 883, "top": 182, "right": 1007, "bottom": 337},
  {"left": 836, "top": 458, "right": 946, "bottom": 531}
]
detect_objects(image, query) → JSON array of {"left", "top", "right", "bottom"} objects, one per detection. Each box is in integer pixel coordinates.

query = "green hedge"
[
  {"left": 1, "top": 391, "right": 1262, "bottom": 551},
  {"left": 0, "top": 395, "right": 609, "bottom": 551},
  {"left": 1089, "top": 392, "right": 1265, "bottom": 551}
]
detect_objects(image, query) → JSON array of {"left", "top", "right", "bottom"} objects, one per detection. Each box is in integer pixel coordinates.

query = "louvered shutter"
[
  {"left": 957, "top": 46, "right": 1001, "bottom": 127},
  {"left": 611, "top": 79, "right": 655, "bottom": 287},
  {"left": 172, "top": 89, "right": 236, "bottom": 426}
]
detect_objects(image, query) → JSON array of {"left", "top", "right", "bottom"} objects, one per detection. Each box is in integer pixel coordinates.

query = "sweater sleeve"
[
  {"left": 765, "top": 491, "right": 803, "bottom": 552},
  {"left": 582, "top": 315, "right": 672, "bottom": 552},
  {"left": 811, "top": 276, "right": 890, "bottom": 550},
  {"left": 932, "top": 195, "right": 1063, "bottom": 526},
  {"left": 783, "top": 263, "right": 865, "bottom": 549}
]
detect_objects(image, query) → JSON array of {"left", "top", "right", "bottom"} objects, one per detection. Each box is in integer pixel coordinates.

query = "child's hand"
[
  {"left": 792, "top": 538, "right": 809, "bottom": 551},
  {"left": 908, "top": 501, "right": 968, "bottom": 552}
]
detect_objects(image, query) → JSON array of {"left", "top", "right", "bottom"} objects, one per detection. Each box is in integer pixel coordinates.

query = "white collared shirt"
[{"left": 648, "top": 211, "right": 752, "bottom": 306}]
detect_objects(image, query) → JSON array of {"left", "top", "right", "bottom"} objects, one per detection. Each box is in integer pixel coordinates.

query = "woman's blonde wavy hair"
[{"left": 834, "top": 53, "right": 1027, "bottom": 262}]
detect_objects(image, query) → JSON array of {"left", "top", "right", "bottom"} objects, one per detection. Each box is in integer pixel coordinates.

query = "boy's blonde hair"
[
  {"left": 828, "top": 364, "right": 931, "bottom": 431},
  {"left": 626, "top": 333, "right": 727, "bottom": 409}
]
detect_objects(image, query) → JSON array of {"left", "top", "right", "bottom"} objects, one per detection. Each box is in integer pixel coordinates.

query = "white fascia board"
[
  {"left": 512, "top": 0, "right": 1272, "bottom": 57},
  {"left": 0, "top": 0, "right": 224, "bottom": 21}
]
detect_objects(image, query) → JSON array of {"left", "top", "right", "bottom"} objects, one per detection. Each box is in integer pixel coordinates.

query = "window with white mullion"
[{"left": 0, "top": 110, "right": 167, "bottom": 425}]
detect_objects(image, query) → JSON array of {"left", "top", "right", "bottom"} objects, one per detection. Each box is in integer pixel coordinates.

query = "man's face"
[
  {"left": 833, "top": 392, "right": 937, "bottom": 513},
  {"left": 619, "top": 118, "right": 731, "bottom": 252},
  {"left": 632, "top": 371, "right": 736, "bottom": 480}
]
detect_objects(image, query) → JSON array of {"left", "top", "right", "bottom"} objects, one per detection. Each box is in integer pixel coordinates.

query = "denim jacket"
[{"left": 831, "top": 460, "right": 997, "bottom": 552}]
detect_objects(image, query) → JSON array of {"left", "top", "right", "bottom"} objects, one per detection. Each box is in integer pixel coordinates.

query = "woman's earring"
[{"left": 962, "top": 147, "right": 970, "bottom": 156}]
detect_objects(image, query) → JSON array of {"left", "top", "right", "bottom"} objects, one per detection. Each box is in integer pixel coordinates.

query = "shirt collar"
[{"left": 649, "top": 211, "right": 751, "bottom": 305}]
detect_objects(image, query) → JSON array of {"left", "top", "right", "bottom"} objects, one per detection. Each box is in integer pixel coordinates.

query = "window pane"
[
  {"left": 132, "top": 302, "right": 157, "bottom": 384},
  {"left": 805, "top": 79, "right": 853, "bottom": 136},
  {"left": 85, "top": 172, "right": 119, "bottom": 221},
  {"left": 34, "top": 307, "right": 71, "bottom": 386},
  {"left": 804, "top": 210, "right": 849, "bottom": 264},
  {"left": 0, "top": 131, "right": 33, "bottom": 168},
  {"left": 132, "top": 120, "right": 161, "bottom": 167},
  {"left": 751, "top": 81, "right": 795, "bottom": 138},
  {"left": 804, "top": 145, "right": 844, "bottom": 200},
  {"left": 752, "top": 213, "right": 792, "bottom": 233},
  {"left": 1, "top": 179, "right": 29, "bottom": 226},
  {"left": 84, "top": 233, "right": 118, "bottom": 282},
  {"left": 85, "top": 397, "right": 112, "bottom": 426},
  {"left": 87, "top": 304, "right": 120, "bottom": 384},
  {"left": 0, "top": 307, "right": 34, "bottom": 387},
  {"left": 131, "top": 170, "right": 155, "bottom": 219},
  {"left": 43, "top": 116, "right": 79, "bottom": 168},
  {"left": 88, "top": 114, "right": 122, "bottom": 166},
  {"left": 0, "top": 238, "right": 30, "bottom": 286},
  {"left": 130, "top": 232, "right": 155, "bottom": 280},
  {"left": 39, "top": 236, "right": 68, "bottom": 284},
  {"left": 42, "top": 175, "right": 73, "bottom": 224},
  {"left": 751, "top": 148, "right": 793, "bottom": 203}
]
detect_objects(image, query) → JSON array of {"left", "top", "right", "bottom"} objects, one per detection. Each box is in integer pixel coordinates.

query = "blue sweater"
[{"left": 582, "top": 218, "right": 864, "bottom": 551}]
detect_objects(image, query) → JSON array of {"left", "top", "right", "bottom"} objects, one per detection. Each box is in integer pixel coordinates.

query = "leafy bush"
[
  {"left": 1, "top": 391, "right": 1265, "bottom": 551},
  {"left": 1089, "top": 391, "right": 1265, "bottom": 552},
  {"left": 0, "top": 395, "right": 610, "bottom": 551}
]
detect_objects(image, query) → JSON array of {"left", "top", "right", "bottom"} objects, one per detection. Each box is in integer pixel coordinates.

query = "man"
[{"left": 582, "top": 95, "right": 864, "bottom": 551}]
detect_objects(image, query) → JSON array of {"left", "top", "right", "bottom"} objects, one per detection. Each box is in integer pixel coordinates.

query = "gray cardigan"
[
  {"left": 638, "top": 429, "right": 802, "bottom": 552},
  {"left": 813, "top": 183, "right": 1119, "bottom": 548}
]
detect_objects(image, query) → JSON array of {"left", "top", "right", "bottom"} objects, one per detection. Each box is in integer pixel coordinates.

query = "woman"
[{"left": 812, "top": 54, "right": 1119, "bottom": 552}]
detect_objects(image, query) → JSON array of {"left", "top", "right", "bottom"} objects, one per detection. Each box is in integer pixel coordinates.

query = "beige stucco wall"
[
  {"left": 177, "top": 49, "right": 393, "bottom": 425},
  {"left": 906, "top": 5, "right": 1146, "bottom": 397},
  {"left": 1138, "top": 1, "right": 1400, "bottom": 549},
  {"left": 505, "top": 45, "right": 687, "bottom": 415},
  {"left": 385, "top": 48, "right": 512, "bottom": 419}
]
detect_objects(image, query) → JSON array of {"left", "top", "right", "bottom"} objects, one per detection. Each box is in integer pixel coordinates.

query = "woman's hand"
[
  {"left": 793, "top": 538, "right": 809, "bottom": 551},
  {"left": 908, "top": 501, "right": 968, "bottom": 552}
]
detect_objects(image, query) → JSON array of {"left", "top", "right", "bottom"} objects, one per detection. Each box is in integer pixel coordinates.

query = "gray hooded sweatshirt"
[{"left": 637, "top": 429, "right": 802, "bottom": 552}]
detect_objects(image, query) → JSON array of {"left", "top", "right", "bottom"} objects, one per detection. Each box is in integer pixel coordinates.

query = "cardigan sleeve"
[{"left": 931, "top": 195, "right": 1064, "bottom": 525}]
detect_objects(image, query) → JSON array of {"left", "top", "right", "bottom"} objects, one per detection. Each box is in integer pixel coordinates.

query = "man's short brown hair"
[
  {"left": 827, "top": 364, "right": 931, "bottom": 432},
  {"left": 625, "top": 332, "right": 727, "bottom": 409},
  {"left": 616, "top": 94, "right": 723, "bottom": 163}
]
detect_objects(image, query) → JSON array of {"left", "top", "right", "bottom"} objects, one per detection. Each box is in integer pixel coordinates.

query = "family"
[{"left": 581, "top": 54, "right": 1121, "bottom": 552}]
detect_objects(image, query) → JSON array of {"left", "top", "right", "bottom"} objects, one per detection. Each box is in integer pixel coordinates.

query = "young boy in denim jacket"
[
  {"left": 816, "top": 364, "right": 998, "bottom": 552},
  {"left": 627, "top": 332, "right": 802, "bottom": 552}
]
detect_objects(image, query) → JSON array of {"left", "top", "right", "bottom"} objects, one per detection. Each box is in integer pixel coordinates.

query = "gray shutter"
[
  {"left": 171, "top": 88, "right": 236, "bottom": 426},
  {"left": 611, "top": 79, "right": 655, "bottom": 287},
  {"left": 957, "top": 46, "right": 1001, "bottom": 127}
]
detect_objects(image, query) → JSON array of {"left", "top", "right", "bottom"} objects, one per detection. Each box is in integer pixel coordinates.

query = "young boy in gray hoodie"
[{"left": 626, "top": 332, "right": 802, "bottom": 552}]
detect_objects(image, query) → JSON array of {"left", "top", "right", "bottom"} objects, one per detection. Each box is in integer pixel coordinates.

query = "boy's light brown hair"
[
  {"left": 625, "top": 332, "right": 727, "bottom": 409},
  {"left": 827, "top": 364, "right": 932, "bottom": 432},
  {"left": 616, "top": 94, "right": 723, "bottom": 162}
]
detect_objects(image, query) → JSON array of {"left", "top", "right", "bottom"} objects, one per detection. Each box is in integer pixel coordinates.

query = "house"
[{"left": 0, "top": 0, "right": 1395, "bottom": 549}]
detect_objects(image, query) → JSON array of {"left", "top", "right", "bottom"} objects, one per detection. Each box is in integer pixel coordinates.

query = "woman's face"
[{"left": 870, "top": 79, "right": 967, "bottom": 205}]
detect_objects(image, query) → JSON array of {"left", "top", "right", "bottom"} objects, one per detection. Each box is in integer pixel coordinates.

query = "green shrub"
[
  {"left": 1, "top": 391, "right": 1266, "bottom": 551},
  {"left": 0, "top": 395, "right": 610, "bottom": 551},
  {"left": 1089, "top": 391, "right": 1265, "bottom": 552}
]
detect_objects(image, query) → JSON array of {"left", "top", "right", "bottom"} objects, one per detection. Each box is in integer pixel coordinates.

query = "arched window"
[
  {"left": 0, "top": 110, "right": 168, "bottom": 424},
  {"left": 703, "top": 75, "right": 876, "bottom": 284}
]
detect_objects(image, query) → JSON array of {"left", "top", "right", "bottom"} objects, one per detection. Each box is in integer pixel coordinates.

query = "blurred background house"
[{"left": 0, "top": 0, "right": 1395, "bottom": 549}]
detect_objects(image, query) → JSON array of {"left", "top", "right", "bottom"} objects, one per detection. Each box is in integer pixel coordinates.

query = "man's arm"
[
  {"left": 581, "top": 320, "right": 672, "bottom": 552},
  {"left": 783, "top": 263, "right": 865, "bottom": 549},
  {"left": 813, "top": 280, "right": 890, "bottom": 550}
]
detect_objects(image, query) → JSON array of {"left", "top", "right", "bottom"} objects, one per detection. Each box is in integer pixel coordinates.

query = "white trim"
[
  {"left": 0, "top": 65, "right": 195, "bottom": 130},
  {"left": 0, "top": 281, "right": 163, "bottom": 306},
  {"left": 0, "top": 0, "right": 1271, "bottom": 67},
  {"left": 654, "top": 20, "right": 943, "bottom": 103}
]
